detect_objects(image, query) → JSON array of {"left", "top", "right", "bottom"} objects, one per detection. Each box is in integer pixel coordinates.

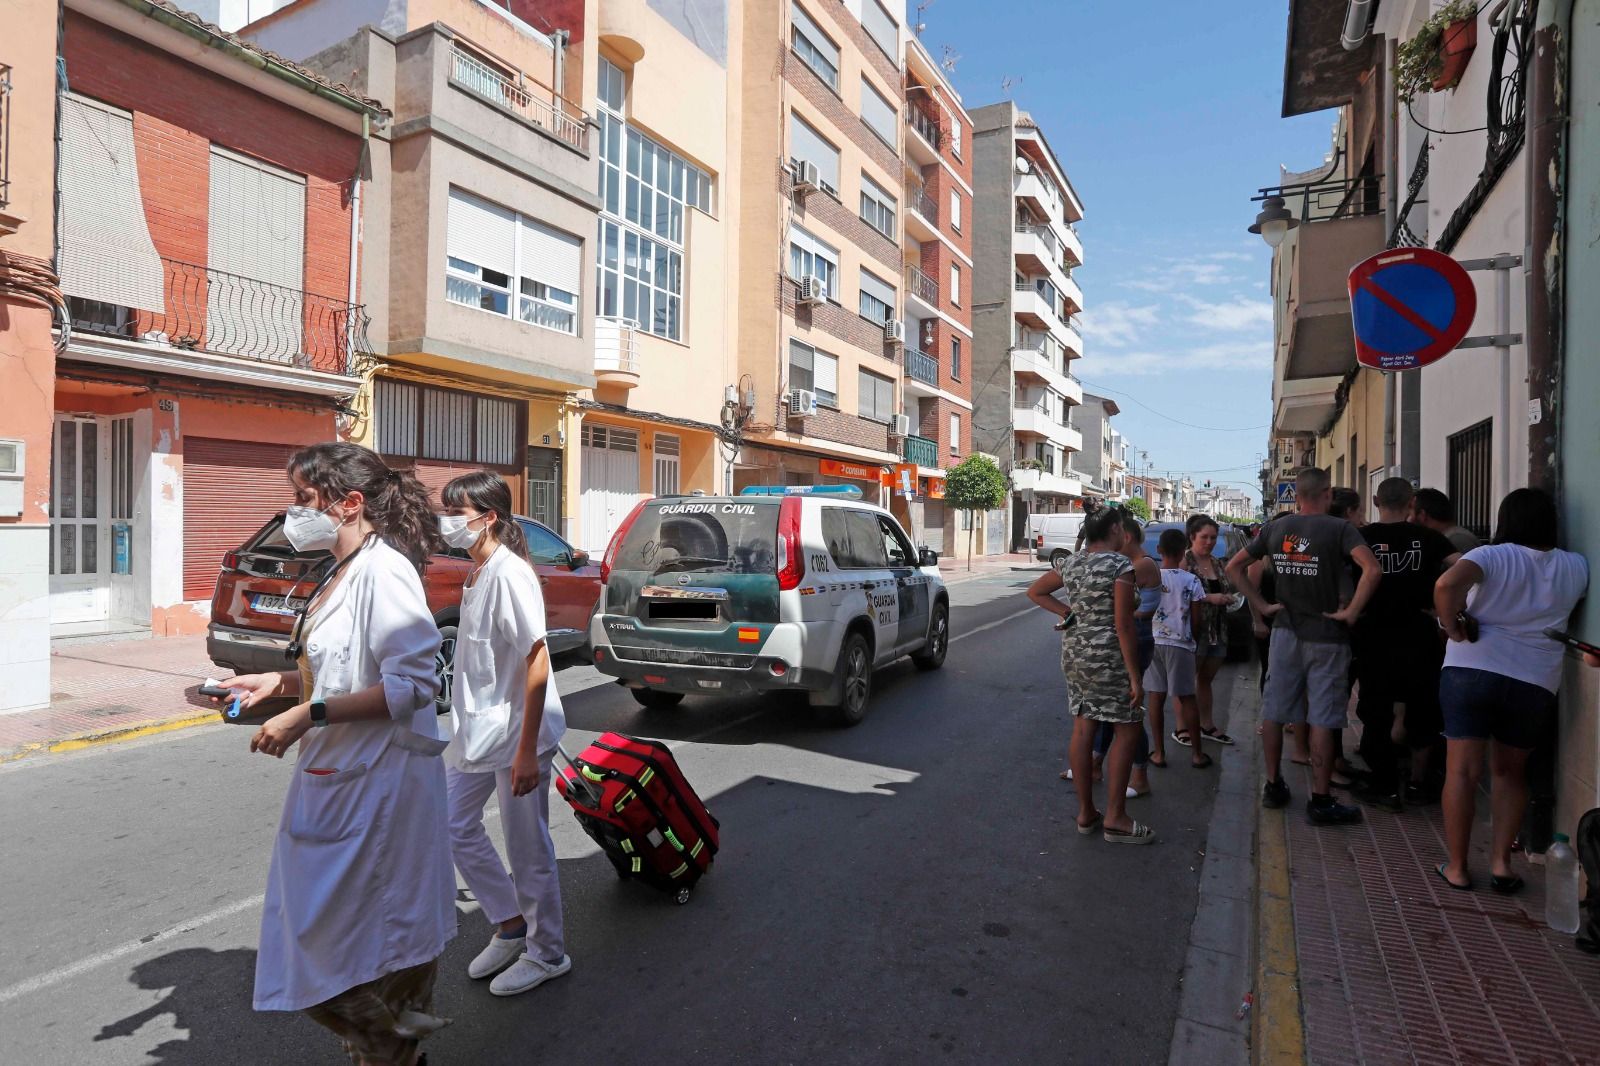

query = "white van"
[{"left": 1031, "top": 512, "right": 1087, "bottom": 566}]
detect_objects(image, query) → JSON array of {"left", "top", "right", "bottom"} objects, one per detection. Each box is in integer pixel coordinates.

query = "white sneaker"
[
  {"left": 467, "top": 934, "right": 525, "bottom": 980},
  {"left": 489, "top": 952, "right": 572, "bottom": 997}
]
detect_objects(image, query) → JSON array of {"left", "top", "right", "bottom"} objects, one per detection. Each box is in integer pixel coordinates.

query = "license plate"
[
  {"left": 697, "top": 680, "right": 723, "bottom": 689},
  {"left": 252, "top": 593, "right": 308, "bottom": 617}
]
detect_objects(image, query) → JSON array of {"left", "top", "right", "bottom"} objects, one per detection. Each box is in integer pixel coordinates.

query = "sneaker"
[
  {"left": 1307, "top": 797, "right": 1364, "bottom": 825},
  {"left": 1262, "top": 777, "right": 1291, "bottom": 809},
  {"left": 467, "top": 933, "right": 525, "bottom": 980},
  {"left": 490, "top": 952, "right": 572, "bottom": 997},
  {"left": 1354, "top": 780, "right": 1404, "bottom": 813}
]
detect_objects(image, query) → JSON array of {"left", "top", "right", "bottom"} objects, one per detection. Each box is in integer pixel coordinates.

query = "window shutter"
[
  {"left": 209, "top": 147, "right": 305, "bottom": 291},
  {"left": 788, "top": 114, "right": 840, "bottom": 190},
  {"left": 56, "top": 95, "right": 165, "bottom": 312},
  {"left": 814, "top": 351, "right": 839, "bottom": 395},
  {"left": 375, "top": 378, "right": 419, "bottom": 457},
  {"left": 447, "top": 188, "right": 516, "bottom": 277},
  {"left": 860, "top": 269, "right": 896, "bottom": 314},
  {"left": 860, "top": 78, "right": 897, "bottom": 145},
  {"left": 519, "top": 217, "right": 583, "bottom": 294}
]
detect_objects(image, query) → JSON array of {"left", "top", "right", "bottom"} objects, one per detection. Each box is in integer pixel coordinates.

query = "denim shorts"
[
  {"left": 1196, "top": 640, "right": 1227, "bottom": 660},
  {"left": 1439, "top": 666, "right": 1556, "bottom": 749}
]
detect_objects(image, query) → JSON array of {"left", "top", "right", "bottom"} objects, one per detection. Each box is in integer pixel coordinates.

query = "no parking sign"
[{"left": 1347, "top": 248, "right": 1477, "bottom": 371}]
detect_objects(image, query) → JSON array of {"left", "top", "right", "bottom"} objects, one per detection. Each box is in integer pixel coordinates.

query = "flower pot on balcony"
[{"left": 1431, "top": 17, "right": 1476, "bottom": 92}]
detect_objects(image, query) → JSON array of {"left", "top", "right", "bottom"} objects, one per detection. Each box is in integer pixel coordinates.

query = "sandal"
[
  {"left": 1435, "top": 863, "right": 1473, "bottom": 892},
  {"left": 1171, "top": 730, "right": 1194, "bottom": 748},
  {"left": 1490, "top": 874, "right": 1525, "bottom": 895},
  {"left": 1103, "top": 821, "right": 1156, "bottom": 845},
  {"left": 1201, "top": 727, "right": 1235, "bottom": 746},
  {"left": 1076, "top": 814, "right": 1103, "bottom": 836},
  {"left": 1148, "top": 752, "right": 1168, "bottom": 769},
  {"left": 1191, "top": 753, "right": 1214, "bottom": 770}
]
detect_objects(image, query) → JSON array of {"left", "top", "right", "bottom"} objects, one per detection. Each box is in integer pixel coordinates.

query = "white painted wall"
[
  {"left": 149, "top": 406, "right": 186, "bottom": 615},
  {"left": 0, "top": 527, "right": 52, "bottom": 713}
]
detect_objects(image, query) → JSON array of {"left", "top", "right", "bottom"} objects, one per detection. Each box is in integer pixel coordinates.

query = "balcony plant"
[
  {"left": 1395, "top": 0, "right": 1478, "bottom": 104},
  {"left": 1015, "top": 458, "right": 1044, "bottom": 471}
]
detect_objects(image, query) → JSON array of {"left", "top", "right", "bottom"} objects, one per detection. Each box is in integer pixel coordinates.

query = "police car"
[{"left": 589, "top": 485, "right": 949, "bottom": 725}]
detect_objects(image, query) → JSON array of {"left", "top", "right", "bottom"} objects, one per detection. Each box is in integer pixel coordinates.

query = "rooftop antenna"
[
  {"left": 914, "top": 0, "right": 931, "bottom": 35},
  {"left": 1001, "top": 75, "right": 1021, "bottom": 97},
  {"left": 941, "top": 45, "right": 960, "bottom": 74}
]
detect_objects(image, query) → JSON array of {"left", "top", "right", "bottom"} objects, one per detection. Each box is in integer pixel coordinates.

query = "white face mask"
[
  {"left": 439, "top": 513, "right": 488, "bottom": 551},
  {"left": 284, "top": 500, "right": 344, "bottom": 553}
]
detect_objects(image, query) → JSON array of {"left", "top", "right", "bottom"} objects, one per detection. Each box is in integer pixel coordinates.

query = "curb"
[
  {"left": 1253, "top": 791, "right": 1307, "bottom": 1064},
  {"left": 0, "top": 709, "right": 223, "bottom": 765}
]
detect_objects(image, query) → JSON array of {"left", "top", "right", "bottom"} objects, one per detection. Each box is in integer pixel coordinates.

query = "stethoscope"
[{"left": 283, "top": 532, "right": 376, "bottom": 662}]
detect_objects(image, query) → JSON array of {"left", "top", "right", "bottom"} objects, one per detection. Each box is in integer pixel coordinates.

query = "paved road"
[{"left": 0, "top": 570, "right": 1248, "bottom": 1065}]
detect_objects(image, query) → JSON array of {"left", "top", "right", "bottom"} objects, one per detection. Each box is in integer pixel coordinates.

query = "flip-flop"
[
  {"left": 1435, "top": 863, "right": 1473, "bottom": 892},
  {"left": 1127, "top": 786, "right": 1150, "bottom": 798},
  {"left": 1191, "top": 753, "right": 1214, "bottom": 770},
  {"left": 1201, "top": 728, "right": 1235, "bottom": 745},
  {"left": 1490, "top": 874, "right": 1525, "bottom": 895},
  {"left": 1076, "top": 814, "right": 1103, "bottom": 835},
  {"left": 1148, "top": 753, "right": 1169, "bottom": 769},
  {"left": 1171, "top": 730, "right": 1194, "bottom": 748},
  {"left": 1103, "top": 821, "right": 1156, "bottom": 845}
]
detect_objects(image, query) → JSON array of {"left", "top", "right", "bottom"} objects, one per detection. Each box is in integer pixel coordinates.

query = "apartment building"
[
  {"left": 730, "top": 0, "right": 912, "bottom": 503},
  {"left": 40, "top": 0, "right": 385, "bottom": 651},
  {"left": 969, "top": 101, "right": 1086, "bottom": 548},
  {"left": 1070, "top": 392, "right": 1119, "bottom": 503}
]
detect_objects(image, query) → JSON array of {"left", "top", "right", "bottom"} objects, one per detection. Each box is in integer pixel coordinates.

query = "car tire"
[
  {"left": 823, "top": 632, "right": 874, "bottom": 727},
  {"left": 912, "top": 601, "right": 949, "bottom": 671},
  {"left": 1050, "top": 549, "right": 1070, "bottom": 568},
  {"left": 434, "top": 622, "right": 458, "bottom": 714},
  {"left": 630, "top": 688, "right": 684, "bottom": 710}
]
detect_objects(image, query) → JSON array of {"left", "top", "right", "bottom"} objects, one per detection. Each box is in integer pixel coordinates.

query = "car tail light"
[
  {"left": 600, "top": 499, "right": 650, "bottom": 584},
  {"left": 222, "top": 550, "right": 241, "bottom": 572},
  {"left": 776, "top": 496, "right": 805, "bottom": 591},
  {"left": 1035, "top": 534, "right": 1043, "bottom": 548}
]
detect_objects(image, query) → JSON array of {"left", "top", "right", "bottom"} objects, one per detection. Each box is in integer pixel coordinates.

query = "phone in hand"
[
  {"left": 200, "top": 680, "right": 250, "bottom": 722},
  {"left": 1544, "top": 627, "right": 1600, "bottom": 658}
]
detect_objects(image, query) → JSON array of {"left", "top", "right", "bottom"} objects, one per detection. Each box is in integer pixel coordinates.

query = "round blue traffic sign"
[{"left": 1347, "top": 248, "right": 1477, "bottom": 371}]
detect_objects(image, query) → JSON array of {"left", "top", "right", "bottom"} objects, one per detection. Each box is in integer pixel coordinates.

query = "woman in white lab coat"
[
  {"left": 218, "top": 442, "right": 454, "bottom": 1066},
  {"left": 438, "top": 470, "right": 571, "bottom": 998}
]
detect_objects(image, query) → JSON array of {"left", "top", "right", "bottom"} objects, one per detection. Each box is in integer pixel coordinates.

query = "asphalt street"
[{"left": 0, "top": 569, "right": 1249, "bottom": 1065}]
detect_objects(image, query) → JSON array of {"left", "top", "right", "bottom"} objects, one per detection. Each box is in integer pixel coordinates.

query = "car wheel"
[
  {"left": 434, "top": 623, "right": 458, "bottom": 713},
  {"left": 912, "top": 602, "right": 949, "bottom": 671},
  {"left": 1050, "top": 549, "right": 1070, "bottom": 568},
  {"left": 630, "top": 688, "right": 684, "bottom": 710},
  {"left": 824, "top": 632, "right": 874, "bottom": 727}
]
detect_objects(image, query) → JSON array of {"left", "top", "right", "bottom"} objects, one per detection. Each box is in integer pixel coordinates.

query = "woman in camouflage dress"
[{"left": 1027, "top": 506, "right": 1153, "bottom": 844}]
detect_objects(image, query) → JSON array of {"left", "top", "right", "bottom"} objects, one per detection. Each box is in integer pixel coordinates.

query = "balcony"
[
  {"left": 905, "top": 263, "right": 939, "bottom": 318},
  {"left": 1009, "top": 344, "right": 1081, "bottom": 406},
  {"left": 1013, "top": 222, "right": 1061, "bottom": 276},
  {"left": 1059, "top": 316, "right": 1084, "bottom": 359},
  {"left": 902, "top": 434, "right": 939, "bottom": 468},
  {"left": 1057, "top": 220, "right": 1084, "bottom": 267},
  {"left": 905, "top": 102, "right": 941, "bottom": 167},
  {"left": 905, "top": 176, "right": 938, "bottom": 243},
  {"left": 66, "top": 256, "right": 368, "bottom": 378},
  {"left": 1012, "top": 280, "right": 1059, "bottom": 331},
  {"left": 449, "top": 44, "right": 588, "bottom": 152},
  {"left": 594, "top": 316, "right": 640, "bottom": 386},
  {"left": 1057, "top": 269, "right": 1083, "bottom": 315},
  {"left": 1012, "top": 466, "right": 1084, "bottom": 499},
  {"left": 905, "top": 347, "right": 939, "bottom": 396},
  {"left": 1014, "top": 170, "right": 1062, "bottom": 220}
]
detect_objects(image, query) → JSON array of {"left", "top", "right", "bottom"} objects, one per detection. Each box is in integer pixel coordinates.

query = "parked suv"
[
  {"left": 590, "top": 486, "right": 949, "bottom": 725},
  {"left": 207, "top": 512, "right": 601, "bottom": 707}
]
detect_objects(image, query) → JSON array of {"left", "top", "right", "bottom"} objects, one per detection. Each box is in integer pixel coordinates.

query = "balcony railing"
[
  {"left": 1251, "top": 173, "right": 1385, "bottom": 225},
  {"left": 908, "top": 178, "right": 937, "bottom": 224},
  {"left": 1015, "top": 221, "right": 1059, "bottom": 258},
  {"left": 67, "top": 257, "right": 368, "bottom": 375},
  {"left": 907, "top": 347, "right": 938, "bottom": 386},
  {"left": 0, "top": 63, "right": 11, "bottom": 208},
  {"left": 905, "top": 264, "right": 938, "bottom": 306},
  {"left": 594, "top": 316, "right": 640, "bottom": 375},
  {"left": 450, "top": 45, "right": 588, "bottom": 152},
  {"left": 906, "top": 104, "right": 941, "bottom": 149},
  {"left": 902, "top": 434, "right": 938, "bottom": 468}
]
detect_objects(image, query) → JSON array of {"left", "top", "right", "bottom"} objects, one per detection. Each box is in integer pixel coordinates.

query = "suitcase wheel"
[{"left": 674, "top": 887, "right": 691, "bottom": 906}]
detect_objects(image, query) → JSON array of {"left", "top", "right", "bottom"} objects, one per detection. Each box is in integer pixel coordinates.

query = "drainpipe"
[
  {"left": 1341, "top": 0, "right": 1376, "bottom": 50},
  {"left": 1525, "top": 0, "right": 1572, "bottom": 495},
  {"left": 345, "top": 111, "right": 368, "bottom": 372}
]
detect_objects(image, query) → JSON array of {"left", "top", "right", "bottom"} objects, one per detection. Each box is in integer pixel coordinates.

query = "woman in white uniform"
[
  {"left": 218, "top": 443, "right": 454, "bottom": 1066},
  {"left": 438, "top": 471, "right": 571, "bottom": 997}
]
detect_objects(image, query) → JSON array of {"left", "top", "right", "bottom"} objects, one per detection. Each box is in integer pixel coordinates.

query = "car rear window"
[
  {"left": 243, "top": 514, "right": 306, "bottom": 557},
  {"left": 613, "top": 500, "right": 780, "bottom": 577}
]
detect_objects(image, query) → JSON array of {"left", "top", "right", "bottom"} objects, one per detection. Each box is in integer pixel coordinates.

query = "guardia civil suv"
[{"left": 590, "top": 486, "right": 949, "bottom": 725}]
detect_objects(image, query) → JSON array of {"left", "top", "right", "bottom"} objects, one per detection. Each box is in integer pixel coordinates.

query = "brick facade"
[
  {"left": 784, "top": 52, "right": 900, "bottom": 183},
  {"left": 782, "top": 405, "right": 892, "bottom": 452},
  {"left": 829, "top": 0, "right": 900, "bottom": 87},
  {"left": 780, "top": 276, "right": 900, "bottom": 364},
  {"left": 781, "top": 161, "right": 900, "bottom": 272},
  {"left": 916, "top": 395, "right": 969, "bottom": 464}
]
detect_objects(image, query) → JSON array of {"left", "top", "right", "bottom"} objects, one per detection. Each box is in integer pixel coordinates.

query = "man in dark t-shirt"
[
  {"left": 1351, "top": 478, "right": 1461, "bottom": 809},
  {"left": 1229, "top": 467, "right": 1381, "bottom": 825}
]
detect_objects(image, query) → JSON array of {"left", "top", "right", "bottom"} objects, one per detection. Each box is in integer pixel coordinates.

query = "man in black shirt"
[{"left": 1352, "top": 478, "right": 1461, "bottom": 809}]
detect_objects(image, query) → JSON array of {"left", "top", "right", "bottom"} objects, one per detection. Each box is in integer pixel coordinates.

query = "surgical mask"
[
  {"left": 439, "top": 513, "right": 487, "bottom": 550},
  {"left": 284, "top": 501, "right": 344, "bottom": 553}
]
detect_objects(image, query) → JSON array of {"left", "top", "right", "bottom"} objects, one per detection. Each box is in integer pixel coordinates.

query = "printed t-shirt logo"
[{"left": 1274, "top": 531, "right": 1319, "bottom": 578}]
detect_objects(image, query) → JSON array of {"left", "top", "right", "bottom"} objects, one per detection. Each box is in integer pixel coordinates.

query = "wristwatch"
[{"left": 309, "top": 699, "right": 330, "bottom": 728}]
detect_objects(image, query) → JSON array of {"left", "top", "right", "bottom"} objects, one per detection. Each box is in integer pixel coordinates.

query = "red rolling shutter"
[{"left": 182, "top": 438, "right": 298, "bottom": 600}]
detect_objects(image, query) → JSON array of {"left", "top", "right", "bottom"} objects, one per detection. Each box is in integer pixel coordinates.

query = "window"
[
  {"left": 858, "top": 368, "right": 895, "bottom": 423},
  {"left": 950, "top": 412, "right": 961, "bottom": 455},
  {"left": 789, "top": 112, "right": 840, "bottom": 195},
  {"left": 1448, "top": 419, "right": 1493, "bottom": 540},
  {"left": 823, "top": 508, "right": 891, "bottom": 569},
  {"left": 951, "top": 336, "right": 962, "bottom": 379},
  {"left": 446, "top": 188, "right": 580, "bottom": 335},
  {"left": 949, "top": 263, "right": 961, "bottom": 306},
  {"left": 860, "top": 0, "right": 897, "bottom": 59},
  {"left": 789, "top": 339, "right": 839, "bottom": 406},
  {"left": 654, "top": 433, "right": 681, "bottom": 495},
  {"left": 860, "top": 76, "right": 897, "bottom": 147},
  {"left": 859, "top": 172, "right": 896, "bottom": 238},
  {"left": 858, "top": 268, "right": 896, "bottom": 324},
  {"left": 949, "top": 189, "right": 962, "bottom": 231},
  {"left": 788, "top": 225, "right": 839, "bottom": 298},
  {"left": 790, "top": 2, "right": 839, "bottom": 91},
  {"left": 520, "top": 520, "right": 571, "bottom": 565},
  {"left": 951, "top": 118, "right": 962, "bottom": 158},
  {"left": 876, "top": 514, "right": 915, "bottom": 567},
  {"left": 596, "top": 57, "right": 710, "bottom": 342},
  {"left": 374, "top": 378, "right": 521, "bottom": 466}
]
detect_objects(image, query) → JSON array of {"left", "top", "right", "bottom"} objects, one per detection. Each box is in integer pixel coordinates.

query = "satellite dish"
[{"left": 1015, "top": 156, "right": 1031, "bottom": 174}]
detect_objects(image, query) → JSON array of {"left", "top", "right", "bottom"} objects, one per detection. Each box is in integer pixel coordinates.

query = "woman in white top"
[
  {"left": 438, "top": 471, "right": 571, "bottom": 998},
  {"left": 1434, "top": 488, "right": 1589, "bottom": 894},
  {"left": 218, "top": 442, "right": 454, "bottom": 1065}
]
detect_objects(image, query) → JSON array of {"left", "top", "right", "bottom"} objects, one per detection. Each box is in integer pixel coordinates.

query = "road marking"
[{"left": 950, "top": 605, "right": 1034, "bottom": 643}]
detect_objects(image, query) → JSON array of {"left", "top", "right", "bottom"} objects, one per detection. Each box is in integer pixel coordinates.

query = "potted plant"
[{"left": 1394, "top": 0, "right": 1479, "bottom": 104}]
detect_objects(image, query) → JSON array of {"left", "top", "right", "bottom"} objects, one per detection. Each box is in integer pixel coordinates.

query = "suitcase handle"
[{"left": 555, "top": 743, "right": 605, "bottom": 806}]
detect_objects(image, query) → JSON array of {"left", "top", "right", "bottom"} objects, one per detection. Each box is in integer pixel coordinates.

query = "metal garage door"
[
  {"left": 579, "top": 424, "right": 642, "bottom": 554},
  {"left": 182, "top": 437, "right": 298, "bottom": 600}
]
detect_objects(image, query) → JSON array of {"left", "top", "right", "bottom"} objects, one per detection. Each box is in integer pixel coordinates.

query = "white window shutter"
[
  {"left": 814, "top": 351, "right": 839, "bottom": 395},
  {"left": 519, "top": 217, "right": 583, "bottom": 294},
  {"left": 447, "top": 188, "right": 517, "bottom": 277},
  {"left": 788, "top": 114, "right": 840, "bottom": 190}
]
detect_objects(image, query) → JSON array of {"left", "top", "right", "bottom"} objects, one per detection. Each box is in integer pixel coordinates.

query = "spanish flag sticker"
[{"left": 738, "top": 627, "right": 760, "bottom": 643}]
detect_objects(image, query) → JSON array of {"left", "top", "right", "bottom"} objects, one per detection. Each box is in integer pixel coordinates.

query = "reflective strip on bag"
[
  {"left": 630, "top": 856, "right": 642, "bottom": 873},
  {"left": 689, "top": 839, "right": 704, "bottom": 858},
  {"left": 668, "top": 862, "right": 689, "bottom": 878},
  {"left": 638, "top": 767, "right": 655, "bottom": 787},
  {"left": 619, "top": 838, "right": 635, "bottom": 854}
]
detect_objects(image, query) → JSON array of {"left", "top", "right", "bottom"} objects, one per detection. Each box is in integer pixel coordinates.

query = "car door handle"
[{"left": 862, "top": 582, "right": 878, "bottom": 590}]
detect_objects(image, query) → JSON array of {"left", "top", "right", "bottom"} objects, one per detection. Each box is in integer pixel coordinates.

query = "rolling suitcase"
[{"left": 555, "top": 732, "right": 719, "bottom": 904}]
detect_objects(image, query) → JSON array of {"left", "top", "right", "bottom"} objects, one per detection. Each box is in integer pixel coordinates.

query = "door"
[
  {"left": 519, "top": 518, "right": 594, "bottom": 644},
  {"left": 181, "top": 438, "right": 298, "bottom": 601},
  {"left": 878, "top": 513, "right": 929, "bottom": 652},
  {"left": 49, "top": 415, "right": 111, "bottom": 624},
  {"left": 579, "top": 424, "right": 642, "bottom": 554},
  {"left": 841, "top": 508, "right": 898, "bottom": 661},
  {"left": 526, "top": 445, "right": 562, "bottom": 530},
  {"left": 208, "top": 147, "right": 306, "bottom": 363},
  {"left": 107, "top": 414, "right": 143, "bottom": 622}
]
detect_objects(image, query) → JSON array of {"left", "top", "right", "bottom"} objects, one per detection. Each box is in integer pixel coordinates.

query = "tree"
[
  {"left": 1123, "top": 495, "right": 1151, "bottom": 522},
  {"left": 944, "top": 455, "right": 1008, "bottom": 571}
]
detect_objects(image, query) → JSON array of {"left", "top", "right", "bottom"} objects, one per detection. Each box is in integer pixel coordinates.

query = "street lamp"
[{"left": 1248, "top": 196, "right": 1300, "bottom": 249}]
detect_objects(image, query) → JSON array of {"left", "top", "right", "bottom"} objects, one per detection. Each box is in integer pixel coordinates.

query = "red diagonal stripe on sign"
[{"left": 1357, "top": 275, "right": 1446, "bottom": 342}]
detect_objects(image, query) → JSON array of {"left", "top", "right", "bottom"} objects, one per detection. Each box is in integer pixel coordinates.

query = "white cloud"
[
  {"left": 1079, "top": 302, "right": 1161, "bottom": 348},
  {"left": 1089, "top": 340, "right": 1271, "bottom": 377},
  {"left": 1177, "top": 295, "right": 1273, "bottom": 332}
]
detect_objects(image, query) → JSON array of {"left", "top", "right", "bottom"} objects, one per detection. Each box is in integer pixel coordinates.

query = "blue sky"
[{"left": 919, "top": 0, "right": 1338, "bottom": 504}]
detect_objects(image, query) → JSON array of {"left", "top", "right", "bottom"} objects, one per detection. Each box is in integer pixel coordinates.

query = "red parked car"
[{"left": 207, "top": 512, "right": 601, "bottom": 708}]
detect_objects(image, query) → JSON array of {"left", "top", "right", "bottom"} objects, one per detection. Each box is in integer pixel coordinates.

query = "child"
[{"left": 1146, "top": 529, "right": 1232, "bottom": 770}]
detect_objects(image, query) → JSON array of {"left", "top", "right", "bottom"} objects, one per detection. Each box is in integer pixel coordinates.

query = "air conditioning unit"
[
  {"left": 788, "top": 389, "right": 819, "bottom": 418},
  {"left": 791, "top": 159, "right": 820, "bottom": 191},
  {"left": 890, "top": 413, "right": 912, "bottom": 437},
  {"left": 798, "top": 275, "right": 827, "bottom": 305},
  {"left": 883, "top": 319, "right": 905, "bottom": 344}
]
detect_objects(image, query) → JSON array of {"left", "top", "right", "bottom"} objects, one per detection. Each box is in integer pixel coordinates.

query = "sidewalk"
[
  {"left": 939, "top": 550, "right": 1045, "bottom": 584},
  {"left": 0, "top": 636, "right": 221, "bottom": 762},
  {"left": 1263, "top": 744, "right": 1600, "bottom": 1064}
]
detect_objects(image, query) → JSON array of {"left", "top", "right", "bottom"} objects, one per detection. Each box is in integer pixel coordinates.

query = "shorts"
[
  {"left": 1196, "top": 640, "right": 1227, "bottom": 661},
  {"left": 1354, "top": 624, "right": 1444, "bottom": 751},
  {"left": 1137, "top": 636, "right": 1155, "bottom": 675},
  {"left": 1144, "top": 643, "right": 1198, "bottom": 697},
  {"left": 1261, "top": 626, "right": 1352, "bottom": 731},
  {"left": 1440, "top": 666, "right": 1556, "bottom": 749}
]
